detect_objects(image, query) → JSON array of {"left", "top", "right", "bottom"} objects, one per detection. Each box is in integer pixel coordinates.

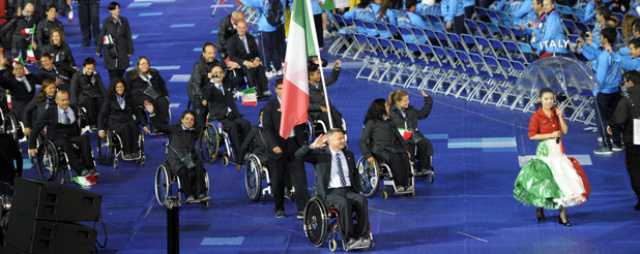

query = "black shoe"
[
  {"left": 635, "top": 202, "right": 640, "bottom": 211},
  {"left": 558, "top": 216, "right": 571, "bottom": 226},
  {"left": 90, "top": 125, "right": 98, "bottom": 132},
  {"left": 536, "top": 208, "right": 546, "bottom": 221},
  {"left": 275, "top": 210, "right": 285, "bottom": 218}
]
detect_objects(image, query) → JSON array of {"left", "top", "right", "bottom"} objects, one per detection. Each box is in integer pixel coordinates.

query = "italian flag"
[
  {"left": 20, "top": 24, "right": 35, "bottom": 37},
  {"left": 12, "top": 53, "right": 30, "bottom": 74},
  {"left": 27, "top": 44, "right": 38, "bottom": 63},
  {"left": 68, "top": 5, "right": 74, "bottom": 23},
  {"left": 279, "top": 0, "right": 318, "bottom": 138},
  {"left": 240, "top": 87, "right": 258, "bottom": 106},
  {"left": 398, "top": 128, "right": 412, "bottom": 140}
]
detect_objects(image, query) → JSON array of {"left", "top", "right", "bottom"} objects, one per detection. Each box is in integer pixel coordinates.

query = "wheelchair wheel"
[
  {"left": 356, "top": 157, "right": 380, "bottom": 198},
  {"left": 304, "top": 120, "right": 315, "bottom": 144},
  {"left": 303, "top": 197, "right": 329, "bottom": 248},
  {"left": 244, "top": 155, "right": 262, "bottom": 201},
  {"left": 36, "top": 140, "right": 59, "bottom": 181},
  {"left": 198, "top": 123, "right": 220, "bottom": 163},
  {"left": 382, "top": 191, "right": 388, "bottom": 200},
  {"left": 97, "top": 132, "right": 114, "bottom": 166},
  {"left": 3, "top": 111, "right": 21, "bottom": 143},
  {"left": 222, "top": 156, "right": 229, "bottom": 166},
  {"left": 329, "top": 239, "right": 337, "bottom": 252},
  {"left": 155, "top": 163, "right": 178, "bottom": 206},
  {"left": 138, "top": 130, "right": 145, "bottom": 165}
]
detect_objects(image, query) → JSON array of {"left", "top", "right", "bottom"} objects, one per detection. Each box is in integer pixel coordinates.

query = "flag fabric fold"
[
  {"left": 27, "top": 44, "right": 38, "bottom": 63},
  {"left": 68, "top": 5, "right": 74, "bottom": 23},
  {"left": 20, "top": 24, "right": 35, "bottom": 37},
  {"left": 240, "top": 87, "right": 258, "bottom": 106},
  {"left": 397, "top": 128, "right": 413, "bottom": 140},
  {"left": 279, "top": 0, "right": 318, "bottom": 138}
]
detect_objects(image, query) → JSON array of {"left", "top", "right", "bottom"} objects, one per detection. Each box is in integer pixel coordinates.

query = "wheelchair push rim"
[
  {"left": 199, "top": 123, "right": 220, "bottom": 164},
  {"left": 244, "top": 155, "right": 262, "bottom": 201},
  {"left": 356, "top": 157, "right": 380, "bottom": 198},
  {"left": 155, "top": 164, "right": 173, "bottom": 206},
  {"left": 97, "top": 132, "right": 114, "bottom": 165},
  {"left": 36, "top": 140, "right": 59, "bottom": 181}
]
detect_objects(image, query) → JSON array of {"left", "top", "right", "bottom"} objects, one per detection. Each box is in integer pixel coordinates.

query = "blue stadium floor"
[{"left": 13, "top": 0, "right": 640, "bottom": 253}]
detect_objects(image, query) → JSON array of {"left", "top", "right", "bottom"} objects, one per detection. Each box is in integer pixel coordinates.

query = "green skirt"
[{"left": 513, "top": 158, "right": 563, "bottom": 209}]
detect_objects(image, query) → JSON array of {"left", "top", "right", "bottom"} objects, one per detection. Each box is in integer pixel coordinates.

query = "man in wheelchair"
[
  {"left": 203, "top": 65, "right": 251, "bottom": 162},
  {"left": 27, "top": 91, "right": 98, "bottom": 182},
  {"left": 296, "top": 129, "right": 372, "bottom": 250},
  {"left": 308, "top": 59, "right": 345, "bottom": 131}
]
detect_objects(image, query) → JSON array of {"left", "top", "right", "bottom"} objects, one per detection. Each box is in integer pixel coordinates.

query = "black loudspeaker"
[
  {"left": 5, "top": 212, "right": 97, "bottom": 254},
  {"left": 11, "top": 178, "right": 102, "bottom": 222}
]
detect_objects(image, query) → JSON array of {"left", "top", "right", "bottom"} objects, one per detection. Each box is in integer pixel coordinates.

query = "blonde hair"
[{"left": 388, "top": 90, "right": 408, "bottom": 106}]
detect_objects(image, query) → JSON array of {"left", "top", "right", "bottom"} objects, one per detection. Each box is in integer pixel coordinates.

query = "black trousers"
[
  {"left": 110, "top": 121, "right": 139, "bottom": 154},
  {"left": 380, "top": 151, "right": 412, "bottom": 187},
  {"left": 325, "top": 188, "right": 369, "bottom": 241},
  {"left": 10, "top": 35, "right": 28, "bottom": 60},
  {"left": 313, "top": 14, "right": 324, "bottom": 48},
  {"left": 625, "top": 142, "right": 640, "bottom": 202},
  {"left": 453, "top": 15, "right": 466, "bottom": 35},
  {"left": 108, "top": 69, "right": 127, "bottom": 85},
  {"left": 192, "top": 101, "right": 208, "bottom": 128},
  {"left": 53, "top": 135, "right": 93, "bottom": 175},
  {"left": 176, "top": 160, "right": 206, "bottom": 197},
  {"left": 408, "top": 131, "right": 433, "bottom": 170},
  {"left": 132, "top": 95, "right": 169, "bottom": 125},
  {"left": 596, "top": 92, "right": 622, "bottom": 148},
  {"left": 241, "top": 65, "right": 268, "bottom": 94},
  {"left": 269, "top": 138, "right": 310, "bottom": 213},
  {"left": 311, "top": 107, "right": 343, "bottom": 131},
  {"left": 218, "top": 116, "right": 250, "bottom": 164},
  {"left": 80, "top": 96, "right": 104, "bottom": 126},
  {"left": 259, "top": 25, "right": 286, "bottom": 72},
  {"left": 77, "top": 0, "right": 101, "bottom": 46}
]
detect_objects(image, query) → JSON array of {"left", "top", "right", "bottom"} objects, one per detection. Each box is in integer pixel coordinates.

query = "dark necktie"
[
  {"left": 336, "top": 154, "right": 347, "bottom": 188},
  {"left": 64, "top": 111, "right": 70, "bottom": 124},
  {"left": 241, "top": 37, "right": 250, "bottom": 54}
]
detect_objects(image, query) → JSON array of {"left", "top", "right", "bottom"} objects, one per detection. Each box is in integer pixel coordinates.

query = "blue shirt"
[
  {"left": 534, "top": 10, "right": 567, "bottom": 54},
  {"left": 397, "top": 11, "right": 428, "bottom": 43},
  {"left": 239, "top": 0, "right": 289, "bottom": 32},
  {"left": 442, "top": 0, "right": 464, "bottom": 23},
  {"left": 344, "top": 3, "right": 380, "bottom": 36},
  {"left": 590, "top": 48, "right": 622, "bottom": 95},
  {"left": 612, "top": 49, "right": 640, "bottom": 71}
]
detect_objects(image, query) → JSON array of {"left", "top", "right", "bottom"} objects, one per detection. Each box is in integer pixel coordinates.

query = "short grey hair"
[{"left": 231, "top": 10, "right": 244, "bottom": 20}]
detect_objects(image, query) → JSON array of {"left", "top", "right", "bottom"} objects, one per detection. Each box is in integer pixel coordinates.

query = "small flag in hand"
[
  {"left": 240, "top": 87, "right": 258, "bottom": 106},
  {"left": 103, "top": 34, "right": 114, "bottom": 45},
  {"left": 68, "top": 5, "right": 74, "bottom": 22},
  {"left": 398, "top": 128, "right": 412, "bottom": 140},
  {"left": 12, "top": 53, "right": 30, "bottom": 73},
  {"left": 20, "top": 24, "right": 35, "bottom": 37},
  {"left": 27, "top": 44, "right": 38, "bottom": 63}
]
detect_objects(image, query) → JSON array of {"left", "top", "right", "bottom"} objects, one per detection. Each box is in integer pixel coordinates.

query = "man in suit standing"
[
  {"left": 295, "top": 129, "right": 372, "bottom": 251},
  {"left": 227, "top": 20, "right": 270, "bottom": 98},
  {"left": 27, "top": 90, "right": 98, "bottom": 179},
  {"left": 263, "top": 79, "right": 309, "bottom": 219},
  {"left": 203, "top": 65, "right": 251, "bottom": 165}
]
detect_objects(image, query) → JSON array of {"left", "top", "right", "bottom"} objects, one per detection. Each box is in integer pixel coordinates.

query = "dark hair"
[
  {"left": 275, "top": 78, "right": 283, "bottom": 86},
  {"left": 357, "top": 0, "right": 371, "bottom": 8},
  {"left": 37, "top": 79, "right": 56, "bottom": 102},
  {"left": 597, "top": 6, "right": 611, "bottom": 21},
  {"left": 537, "top": 87, "right": 554, "bottom": 106},
  {"left": 108, "top": 2, "right": 120, "bottom": 10},
  {"left": 534, "top": 0, "right": 543, "bottom": 5},
  {"left": 202, "top": 42, "right": 215, "bottom": 53},
  {"left": 46, "top": 5, "right": 58, "bottom": 12},
  {"left": 83, "top": 57, "right": 96, "bottom": 67},
  {"left": 406, "top": 0, "right": 417, "bottom": 9},
  {"left": 624, "top": 70, "right": 640, "bottom": 86},
  {"left": 364, "top": 98, "right": 387, "bottom": 124},
  {"left": 601, "top": 27, "right": 617, "bottom": 44},
  {"left": 106, "top": 78, "right": 129, "bottom": 100},
  {"left": 40, "top": 52, "right": 52, "bottom": 60},
  {"left": 308, "top": 64, "right": 319, "bottom": 77},
  {"left": 378, "top": 0, "right": 392, "bottom": 20},
  {"left": 630, "top": 38, "right": 640, "bottom": 49}
]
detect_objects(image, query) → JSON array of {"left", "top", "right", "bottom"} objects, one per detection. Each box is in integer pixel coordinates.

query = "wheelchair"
[
  {"left": 356, "top": 155, "right": 416, "bottom": 200},
  {"left": 154, "top": 162, "right": 210, "bottom": 208},
  {"left": 2, "top": 110, "right": 26, "bottom": 144},
  {"left": 198, "top": 119, "right": 235, "bottom": 165},
  {"left": 244, "top": 153, "right": 295, "bottom": 204},
  {"left": 304, "top": 117, "right": 348, "bottom": 144},
  {"left": 303, "top": 196, "right": 374, "bottom": 252},
  {"left": 34, "top": 137, "right": 97, "bottom": 185},
  {"left": 97, "top": 127, "right": 146, "bottom": 169}
]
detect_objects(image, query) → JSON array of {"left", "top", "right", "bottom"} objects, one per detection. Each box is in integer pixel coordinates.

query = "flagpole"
[{"left": 304, "top": 0, "right": 334, "bottom": 129}]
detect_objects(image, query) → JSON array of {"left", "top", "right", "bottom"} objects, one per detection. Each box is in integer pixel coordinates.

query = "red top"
[{"left": 528, "top": 107, "right": 561, "bottom": 138}]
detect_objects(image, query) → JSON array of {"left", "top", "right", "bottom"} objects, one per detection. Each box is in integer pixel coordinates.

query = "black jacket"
[
  {"left": 262, "top": 97, "right": 307, "bottom": 159},
  {"left": 359, "top": 118, "right": 408, "bottom": 160},
  {"left": 308, "top": 69, "right": 340, "bottom": 117},
  {"left": 203, "top": 79, "right": 240, "bottom": 120},
  {"left": 97, "top": 95, "right": 146, "bottom": 130},
  {"left": 187, "top": 57, "right": 222, "bottom": 103},
  {"left": 22, "top": 95, "right": 56, "bottom": 129},
  {"left": 0, "top": 73, "right": 42, "bottom": 102},
  {"left": 227, "top": 33, "right": 260, "bottom": 65},
  {"left": 39, "top": 63, "right": 76, "bottom": 91},
  {"left": 123, "top": 69, "right": 169, "bottom": 98},
  {"left": 28, "top": 105, "right": 82, "bottom": 149},
  {"left": 40, "top": 43, "right": 76, "bottom": 69},
  {"left": 149, "top": 115, "right": 200, "bottom": 173},
  {"left": 69, "top": 70, "right": 106, "bottom": 105},
  {"left": 34, "top": 18, "right": 64, "bottom": 47},
  {"left": 609, "top": 85, "right": 640, "bottom": 144},
  {"left": 0, "top": 14, "right": 36, "bottom": 39},
  {"left": 216, "top": 14, "right": 237, "bottom": 60},
  {"left": 295, "top": 146, "right": 359, "bottom": 200},
  {"left": 238, "top": 125, "right": 270, "bottom": 163},
  {"left": 96, "top": 16, "right": 134, "bottom": 70},
  {"left": 388, "top": 96, "right": 433, "bottom": 131}
]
